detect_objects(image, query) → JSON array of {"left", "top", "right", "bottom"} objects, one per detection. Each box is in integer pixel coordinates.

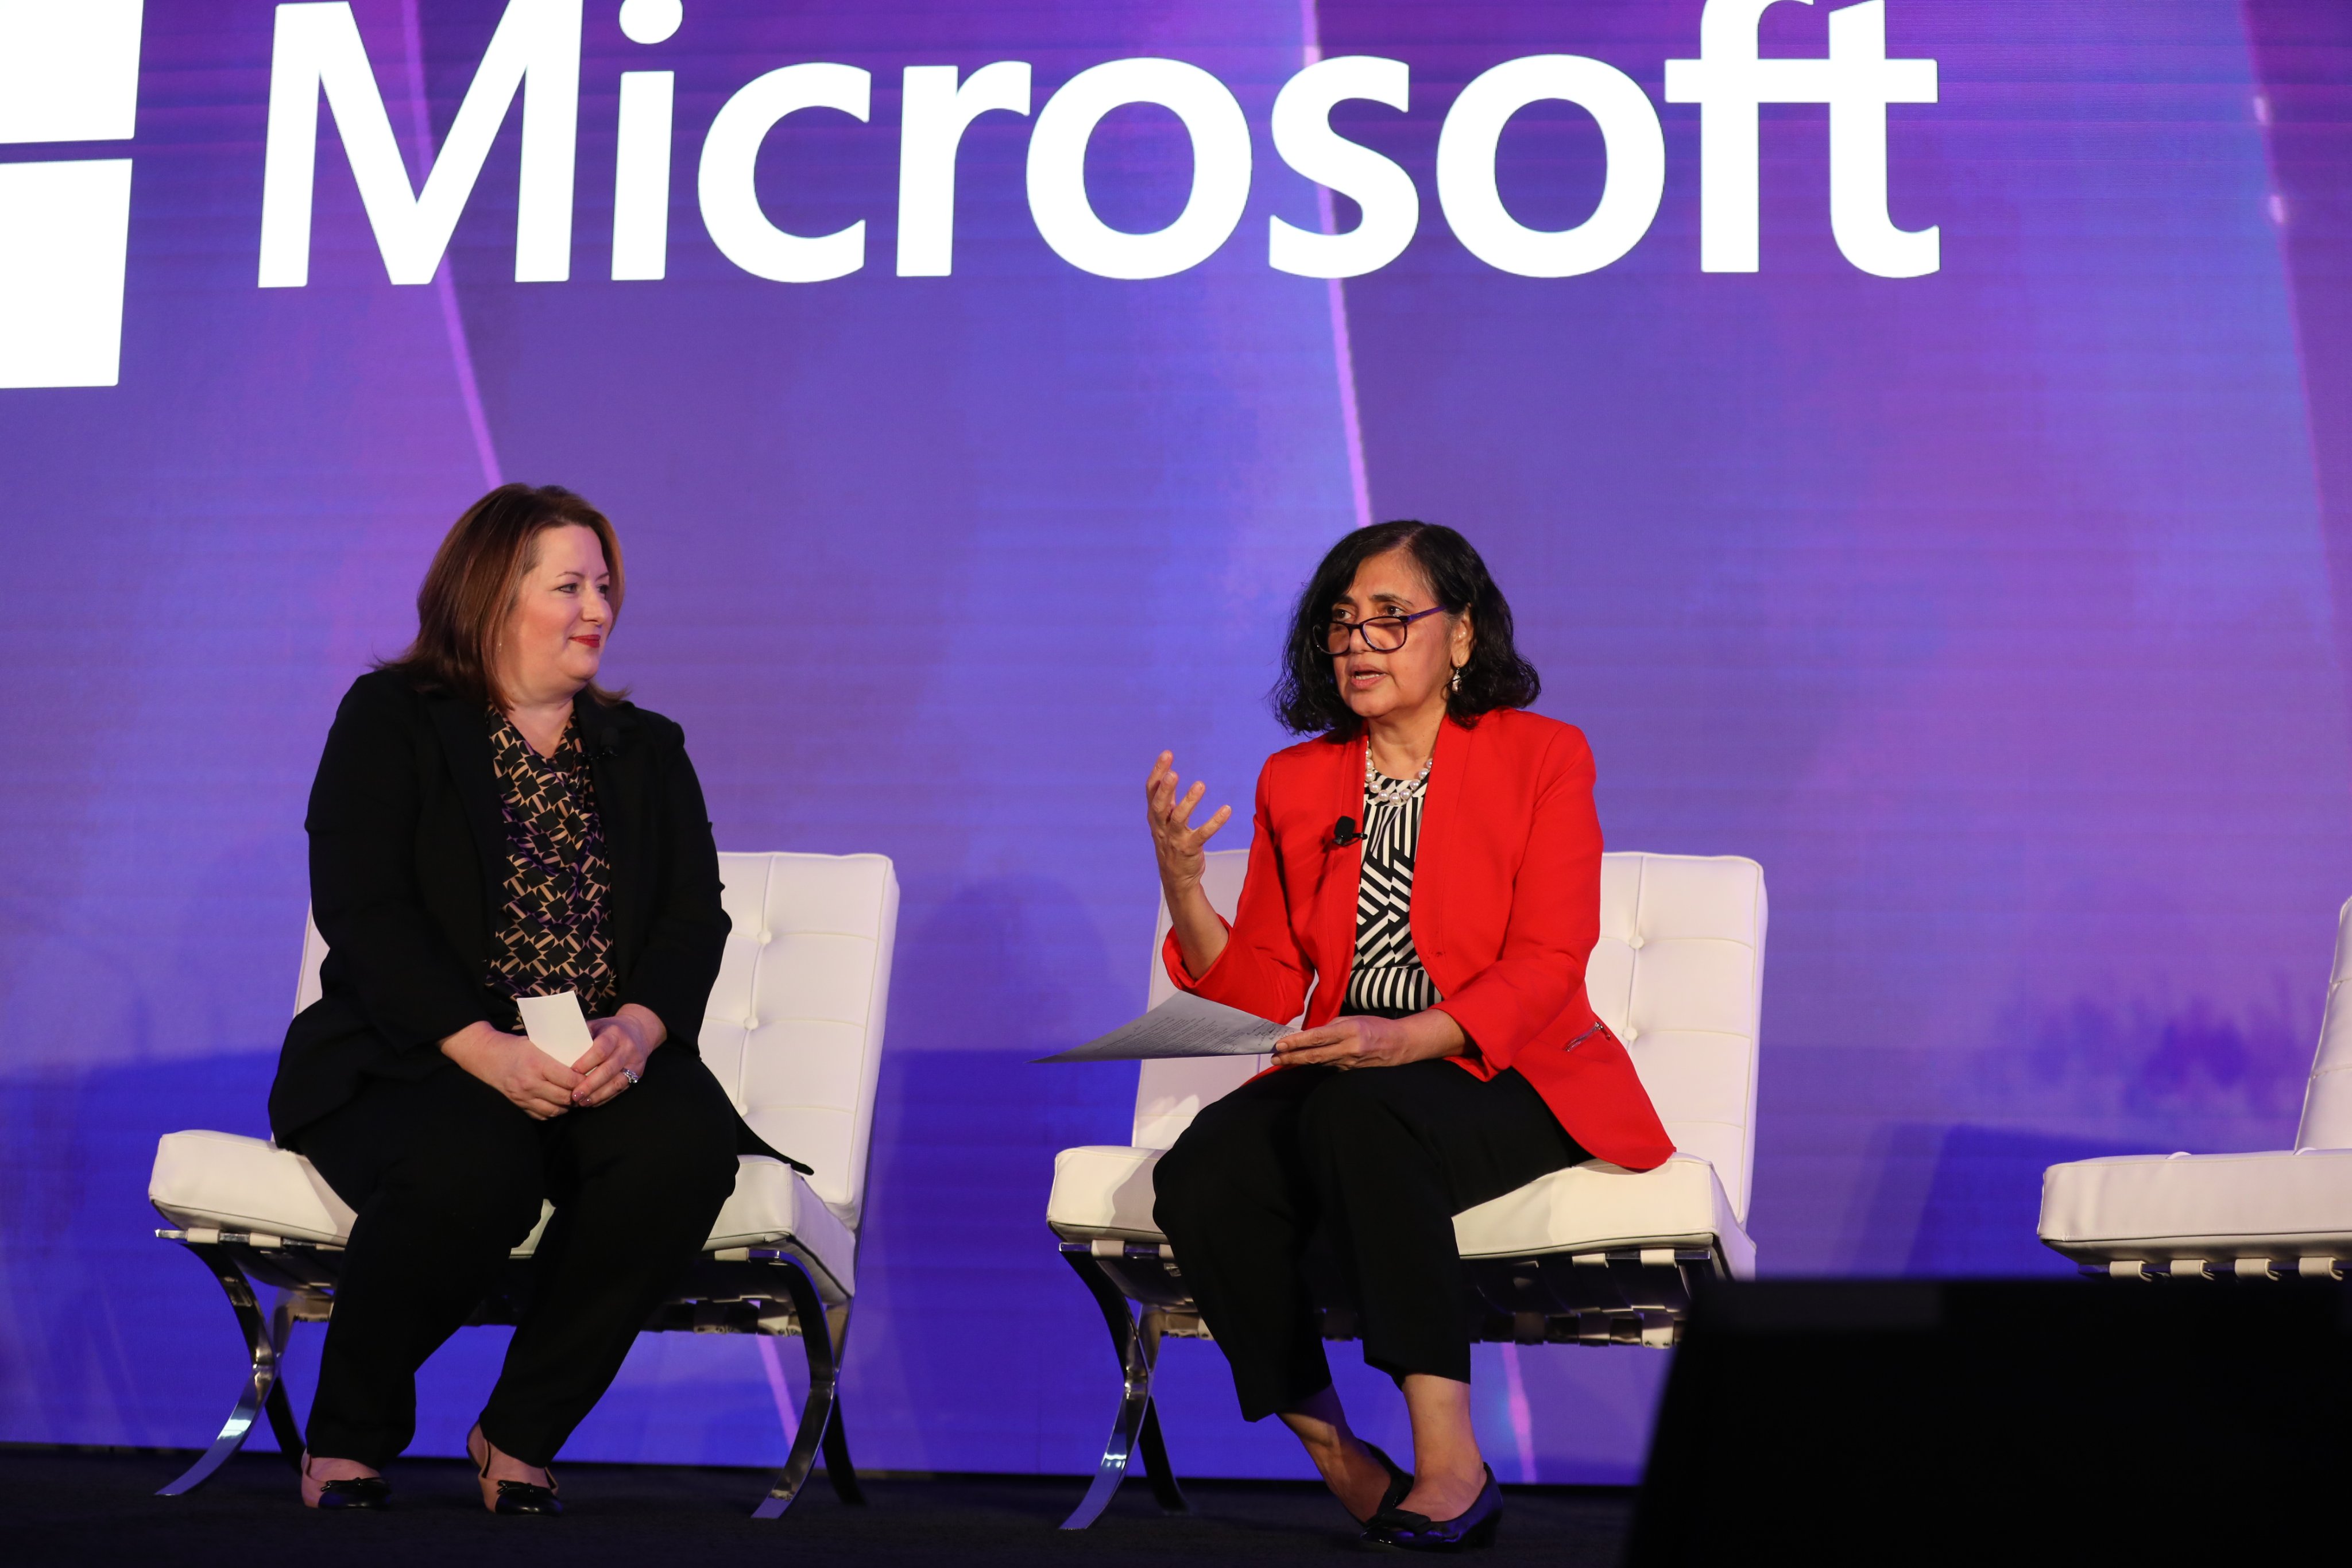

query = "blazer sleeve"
[
  {"left": 305, "top": 679, "right": 490, "bottom": 1052},
  {"left": 1161, "top": 763, "right": 1311, "bottom": 1025},
  {"left": 1430, "top": 726, "right": 1601, "bottom": 1073},
  {"left": 614, "top": 721, "right": 729, "bottom": 1053}
]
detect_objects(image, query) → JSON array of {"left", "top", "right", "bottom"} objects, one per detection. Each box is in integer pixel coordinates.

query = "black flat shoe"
[
  {"left": 490, "top": 1477, "right": 562, "bottom": 1516},
  {"left": 1363, "top": 1465, "right": 1502, "bottom": 1551},
  {"left": 469, "top": 1422, "right": 562, "bottom": 1515},
  {"left": 1352, "top": 1442, "right": 1415, "bottom": 1524},
  {"left": 301, "top": 1453, "right": 389, "bottom": 1510},
  {"left": 312, "top": 1476, "right": 390, "bottom": 1510}
]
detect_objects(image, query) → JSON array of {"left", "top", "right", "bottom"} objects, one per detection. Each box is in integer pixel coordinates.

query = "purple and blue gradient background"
[{"left": 4, "top": 0, "right": 2350, "bottom": 1484}]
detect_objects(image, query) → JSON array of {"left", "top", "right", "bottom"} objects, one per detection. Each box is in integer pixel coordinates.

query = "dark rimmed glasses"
[{"left": 1318, "top": 605, "right": 1448, "bottom": 655}]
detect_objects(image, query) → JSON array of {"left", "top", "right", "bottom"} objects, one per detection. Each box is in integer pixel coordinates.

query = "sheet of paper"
[
  {"left": 517, "top": 990, "right": 595, "bottom": 1070},
  {"left": 1038, "top": 990, "right": 1293, "bottom": 1063}
]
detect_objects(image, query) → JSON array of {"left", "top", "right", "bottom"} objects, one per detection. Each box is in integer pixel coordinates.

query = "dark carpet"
[{"left": 1, "top": 1449, "right": 1631, "bottom": 1565}]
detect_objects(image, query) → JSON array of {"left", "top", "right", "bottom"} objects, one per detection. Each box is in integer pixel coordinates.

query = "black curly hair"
[{"left": 1271, "top": 520, "right": 1541, "bottom": 737}]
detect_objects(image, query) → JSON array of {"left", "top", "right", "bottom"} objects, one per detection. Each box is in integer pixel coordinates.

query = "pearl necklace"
[{"left": 1364, "top": 748, "right": 1433, "bottom": 806}]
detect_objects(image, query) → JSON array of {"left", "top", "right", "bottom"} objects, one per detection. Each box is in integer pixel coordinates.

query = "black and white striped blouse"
[{"left": 1341, "top": 768, "right": 1441, "bottom": 1019}]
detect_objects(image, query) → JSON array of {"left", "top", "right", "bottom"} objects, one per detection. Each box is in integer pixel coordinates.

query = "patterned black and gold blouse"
[
  {"left": 1342, "top": 764, "right": 1441, "bottom": 1019},
  {"left": 483, "top": 710, "right": 618, "bottom": 1023}
]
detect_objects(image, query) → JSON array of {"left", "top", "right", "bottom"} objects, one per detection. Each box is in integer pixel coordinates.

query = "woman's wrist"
[
  {"left": 1166, "top": 880, "right": 1228, "bottom": 978},
  {"left": 614, "top": 1002, "right": 667, "bottom": 1051},
  {"left": 1399, "top": 1009, "right": 1467, "bottom": 1062},
  {"left": 438, "top": 1019, "right": 501, "bottom": 1061}
]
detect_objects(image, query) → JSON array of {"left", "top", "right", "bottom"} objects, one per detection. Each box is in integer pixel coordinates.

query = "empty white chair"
[
  {"left": 147, "top": 851, "right": 898, "bottom": 1516},
  {"left": 2038, "top": 896, "right": 2352, "bottom": 1280},
  {"left": 1045, "top": 848, "right": 1766, "bottom": 1527}
]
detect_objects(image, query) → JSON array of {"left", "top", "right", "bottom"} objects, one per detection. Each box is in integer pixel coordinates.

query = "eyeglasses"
[{"left": 1319, "top": 606, "right": 1448, "bottom": 655}]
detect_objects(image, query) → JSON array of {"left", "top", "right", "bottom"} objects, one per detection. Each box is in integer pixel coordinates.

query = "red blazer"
[{"left": 1163, "top": 708, "right": 1674, "bottom": 1171}]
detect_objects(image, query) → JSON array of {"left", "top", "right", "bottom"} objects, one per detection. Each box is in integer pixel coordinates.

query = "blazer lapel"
[
  {"left": 1309, "top": 733, "right": 1365, "bottom": 1019},
  {"left": 1414, "top": 715, "right": 1469, "bottom": 978},
  {"left": 425, "top": 694, "right": 508, "bottom": 923},
  {"left": 578, "top": 695, "right": 643, "bottom": 969}
]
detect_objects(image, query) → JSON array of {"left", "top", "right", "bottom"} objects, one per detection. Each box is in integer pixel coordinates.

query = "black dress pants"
[
  {"left": 293, "top": 1047, "right": 740, "bottom": 1468},
  {"left": 1152, "top": 1061, "right": 1588, "bottom": 1422}
]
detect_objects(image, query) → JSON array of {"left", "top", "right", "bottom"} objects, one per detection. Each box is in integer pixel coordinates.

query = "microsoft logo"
[
  {"left": 2, "top": 0, "right": 1943, "bottom": 392},
  {"left": 0, "top": 0, "right": 142, "bottom": 389}
]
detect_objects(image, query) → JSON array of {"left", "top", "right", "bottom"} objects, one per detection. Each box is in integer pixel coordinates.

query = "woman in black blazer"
[{"left": 273, "top": 485, "right": 752, "bottom": 1513}]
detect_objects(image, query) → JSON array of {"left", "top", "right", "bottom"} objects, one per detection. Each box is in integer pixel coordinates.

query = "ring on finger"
[{"left": 621, "top": 1066, "right": 640, "bottom": 1088}]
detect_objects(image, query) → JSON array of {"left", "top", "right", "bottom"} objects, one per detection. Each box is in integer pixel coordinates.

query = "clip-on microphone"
[{"left": 1329, "top": 815, "right": 1362, "bottom": 850}]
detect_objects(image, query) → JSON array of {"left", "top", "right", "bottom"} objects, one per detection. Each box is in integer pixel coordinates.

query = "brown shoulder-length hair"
[{"left": 377, "top": 483, "right": 626, "bottom": 710}]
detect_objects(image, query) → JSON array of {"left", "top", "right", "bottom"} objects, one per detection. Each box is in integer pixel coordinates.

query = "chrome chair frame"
[
  {"left": 1059, "top": 1242, "right": 1194, "bottom": 1528},
  {"left": 151, "top": 1225, "right": 864, "bottom": 1513},
  {"left": 1051, "top": 847, "right": 1767, "bottom": 1530},
  {"left": 154, "top": 851, "right": 897, "bottom": 1515},
  {"left": 1054, "top": 1237, "right": 1733, "bottom": 1528}
]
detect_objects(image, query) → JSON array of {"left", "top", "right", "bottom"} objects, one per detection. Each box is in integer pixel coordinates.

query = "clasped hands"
[
  {"left": 1272, "top": 1008, "right": 1467, "bottom": 1070},
  {"left": 440, "top": 1002, "right": 667, "bottom": 1120}
]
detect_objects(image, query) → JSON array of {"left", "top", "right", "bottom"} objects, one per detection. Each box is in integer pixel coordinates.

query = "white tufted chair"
[
  {"left": 2038, "top": 895, "right": 2352, "bottom": 1280},
  {"left": 1043, "top": 848, "right": 1767, "bottom": 1528},
  {"left": 146, "top": 851, "right": 898, "bottom": 1517}
]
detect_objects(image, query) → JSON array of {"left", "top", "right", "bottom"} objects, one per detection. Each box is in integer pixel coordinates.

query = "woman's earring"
[{"left": 1449, "top": 665, "right": 1463, "bottom": 693}]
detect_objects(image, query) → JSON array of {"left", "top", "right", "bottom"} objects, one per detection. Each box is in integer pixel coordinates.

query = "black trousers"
[
  {"left": 1152, "top": 1061, "right": 1588, "bottom": 1422},
  {"left": 293, "top": 1048, "right": 740, "bottom": 1468}
]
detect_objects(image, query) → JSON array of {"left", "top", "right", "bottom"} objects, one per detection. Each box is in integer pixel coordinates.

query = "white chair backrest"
[
  {"left": 296, "top": 913, "right": 328, "bottom": 1015},
  {"left": 703, "top": 852, "right": 898, "bottom": 1226},
  {"left": 2296, "top": 895, "right": 2352, "bottom": 1150},
  {"left": 1132, "top": 850, "right": 1272, "bottom": 1149},
  {"left": 292, "top": 850, "right": 900, "bottom": 1228},
  {"left": 1128, "top": 847, "right": 1767, "bottom": 1226},
  {"left": 1586, "top": 853, "right": 1766, "bottom": 1224}
]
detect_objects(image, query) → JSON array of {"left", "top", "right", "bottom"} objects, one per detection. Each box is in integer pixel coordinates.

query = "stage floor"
[{"left": 1, "top": 1449, "right": 1633, "bottom": 1565}]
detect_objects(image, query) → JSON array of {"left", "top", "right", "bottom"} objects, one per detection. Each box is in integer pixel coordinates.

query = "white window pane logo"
[{"left": 0, "top": 0, "right": 144, "bottom": 390}]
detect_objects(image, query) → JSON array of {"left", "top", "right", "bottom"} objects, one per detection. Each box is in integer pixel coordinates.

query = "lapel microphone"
[{"left": 1329, "top": 815, "right": 1361, "bottom": 849}]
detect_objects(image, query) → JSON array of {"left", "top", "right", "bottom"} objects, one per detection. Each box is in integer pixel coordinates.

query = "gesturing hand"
[
  {"left": 570, "top": 1003, "right": 666, "bottom": 1108},
  {"left": 1146, "top": 750, "right": 1232, "bottom": 900},
  {"left": 440, "top": 1022, "right": 581, "bottom": 1120},
  {"left": 1273, "top": 1010, "right": 1468, "bottom": 1070},
  {"left": 1147, "top": 750, "right": 1237, "bottom": 978}
]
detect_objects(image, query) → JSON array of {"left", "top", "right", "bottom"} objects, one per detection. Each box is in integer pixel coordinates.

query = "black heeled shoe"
[
  {"left": 1352, "top": 1442, "right": 1415, "bottom": 1524},
  {"left": 469, "top": 1423, "right": 562, "bottom": 1516},
  {"left": 1363, "top": 1465, "right": 1502, "bottom": 1551},
  {"left": 300, "top": 1453, "right": 389, "bottom": 1510}
]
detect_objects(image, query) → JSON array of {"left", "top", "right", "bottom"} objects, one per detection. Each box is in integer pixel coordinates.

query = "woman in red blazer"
[{"left": 1146, "top": 522, "right": 1671, "bottom": 1550}]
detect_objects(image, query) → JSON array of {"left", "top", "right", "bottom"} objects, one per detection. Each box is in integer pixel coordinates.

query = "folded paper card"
[
  {"left": 517, "top": 990, "right": 595, "bottom": 1070},
  {"left": 1038, "top": 990, "right": 1293, "bottom": 1062}
]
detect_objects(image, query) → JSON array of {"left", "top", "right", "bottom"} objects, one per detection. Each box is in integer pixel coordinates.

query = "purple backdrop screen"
[{"left": 4, "top": 0, "right": 2350, "bottom": 1485}]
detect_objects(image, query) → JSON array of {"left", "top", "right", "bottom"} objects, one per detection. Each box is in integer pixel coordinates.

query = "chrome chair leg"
[
  {"left": 260, "top": 1291, "right": 305, "bottom": 1460},
  {"left": 1059, "top": 1248, "right": 1188, "bottom": 1530},
  {"left": 818, "top": 1302, "right": 865, "bottom": 1505},
  {"left": 156, "top": 1246, "right": 304, "bottom": 1495},
  {"left": 1136, "top": 1396, "right": 1186, "bottom": 1515},
  {"left": 752, "top": 1259, "right": 856, "bottom": 1519}
]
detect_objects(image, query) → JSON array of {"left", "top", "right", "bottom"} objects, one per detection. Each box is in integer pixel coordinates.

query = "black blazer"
[{"left": 268, "top": 668, "right": 733, "bottom": 1145}]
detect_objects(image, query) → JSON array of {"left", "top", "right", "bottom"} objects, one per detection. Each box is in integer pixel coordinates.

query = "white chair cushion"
[
  {"left": 2038, "top": 1148, "right": 2352, "bottom": 1261},
  {"left": 150, "top": 1131, "right": 855, "bottom": 1296},
  {"left": 709, "top": 1153, "right": 857, "bottom": 1299},
  {"left": 1452, "top": 1153, "right": 1755, "bottom": 1277},
  {"left": 1047, "top": 1145, "right": 1165, "bottom": 1243},
  {"left": 150, "top": 1129, "right": 356, "bottom": 1244},
  {"left": 1046, "top": 1143, "right": 1753, "bottom": 1276}
]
